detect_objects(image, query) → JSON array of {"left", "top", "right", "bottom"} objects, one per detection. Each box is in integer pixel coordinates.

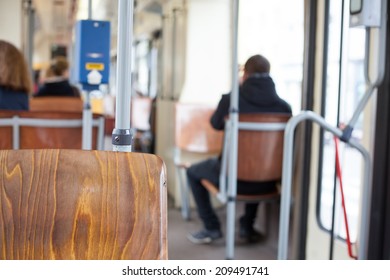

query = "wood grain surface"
[{"left": 0, "top": 149, "right": 167, "bottom": 260}]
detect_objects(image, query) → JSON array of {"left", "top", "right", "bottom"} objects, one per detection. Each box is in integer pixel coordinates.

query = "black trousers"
[{"left": 186, "top": 157, "right": 276, "bottom": 231}]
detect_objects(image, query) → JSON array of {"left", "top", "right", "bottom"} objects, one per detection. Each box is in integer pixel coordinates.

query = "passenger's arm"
[{"left": 210, "top": 94, "right": 230, "bottom": 130}]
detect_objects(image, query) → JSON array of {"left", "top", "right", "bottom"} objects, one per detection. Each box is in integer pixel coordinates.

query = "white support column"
[
  {"left": 112, "top": 0, "right": 135, "bottom": 152},
  {"left": 0, "top": 0, "right": 23, "bottom": 48}
]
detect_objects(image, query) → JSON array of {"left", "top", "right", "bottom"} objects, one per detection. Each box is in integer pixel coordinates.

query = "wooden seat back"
[
  {"left": 0, "top": 149, "right": 167, "bottom": 259},
  {"left": 201, "top": 113, "right": 291, "bottom": 199},
  {"left": 237, "top": 113, "right": 291, "bottom": 182},
  {"left": 175, "top": 103, "right": 223, "bottom": 153},
  {"left": 0, "top": 111, "right": 104, "bottom": 150},
  {"left": 30, "top": 97, "right": 84, "bottom": 112}
]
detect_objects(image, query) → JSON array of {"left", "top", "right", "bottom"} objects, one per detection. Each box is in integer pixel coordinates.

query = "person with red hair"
[{"left": 0, "top": 40, "right": 32, "bottom": 110}]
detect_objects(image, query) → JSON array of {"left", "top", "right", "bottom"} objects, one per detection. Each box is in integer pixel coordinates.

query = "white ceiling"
[
  {"left": 32, "top": 0, "right": 164, "bottom": 66},
  {"left": 33, "top": 0, "right": 164, "bottom": 43}
]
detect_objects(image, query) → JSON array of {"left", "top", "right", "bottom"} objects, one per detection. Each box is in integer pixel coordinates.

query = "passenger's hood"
[{"left": 240, "top": 76, "right": 280, "bottom": 106}]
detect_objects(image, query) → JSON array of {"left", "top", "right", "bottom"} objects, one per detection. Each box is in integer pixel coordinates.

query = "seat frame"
[{"left": 200, "top": 113, "right": 290, "bottom": 259}]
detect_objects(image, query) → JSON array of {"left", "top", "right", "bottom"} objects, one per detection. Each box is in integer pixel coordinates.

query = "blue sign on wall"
[{"left": 73, "top": 20, "right": 111, "bottom": 90}]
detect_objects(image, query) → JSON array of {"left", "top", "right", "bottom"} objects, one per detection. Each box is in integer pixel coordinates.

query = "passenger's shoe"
[
  {"left": 239, "top": 226, "right": 264, "bottom": 243},
  {"left": 187, "top": 229, "right": 223, "bottom": 244}
]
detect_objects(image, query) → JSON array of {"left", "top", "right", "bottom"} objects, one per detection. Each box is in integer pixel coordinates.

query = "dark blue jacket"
[
  {"left": 211, "top": 74, "right": 292, "bottom": 130},
  {"left": 35, "top": 80, "right": 80, "bottom": 97},
  {"left": 0, "top": 87, "right": 29, "bottom": 110}
]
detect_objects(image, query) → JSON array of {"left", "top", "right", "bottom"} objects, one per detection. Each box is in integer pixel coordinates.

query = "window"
[
  {"left": 318, "top": 0, "right": 366, "bottom": 242},
  {"left": 239, "top": 0, "right": 304, "bottom": 114}
]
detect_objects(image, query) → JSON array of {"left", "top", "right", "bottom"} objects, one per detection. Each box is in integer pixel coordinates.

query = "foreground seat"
[{"left": 0, "top": 149, "right": 167, "bottom": 259}]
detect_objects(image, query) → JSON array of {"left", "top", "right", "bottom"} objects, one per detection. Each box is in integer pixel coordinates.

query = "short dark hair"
[
  {"left": 50, "top": 56, "right": 69, "bottom": 76},
  {"left": 244, "top": 54, "right": 270, "bottom": 74}
]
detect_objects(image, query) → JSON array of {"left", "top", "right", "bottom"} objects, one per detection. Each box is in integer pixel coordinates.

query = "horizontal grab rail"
[{"left": 277, "top": 111, "right": 371, "bottom": 260}]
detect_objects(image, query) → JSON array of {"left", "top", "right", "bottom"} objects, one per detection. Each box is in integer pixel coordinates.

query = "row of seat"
[
  {"left": 0, "top": 96, "right": 155, "bottom": 151},
  {"left": 0, "top": 110, "right": 105, "bottom": 150},
  {"left": 0, "top": 99, "right": 289, "bottom": 259}
]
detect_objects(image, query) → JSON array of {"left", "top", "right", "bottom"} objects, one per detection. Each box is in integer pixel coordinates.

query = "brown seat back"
[
  {"left": 30, "top": 97, "right": 84, "bottom": 112},
  {"left": 0, "top": 149, "right": 167, "bottom": 259},
  {"left": 0, "top": 111, "right": 103, "bottom": 150},
  {"left": 175, "top": 103, "right": 223, "bottom": 153},
  {"left": 237, "top": 113, "right": 291, "bottom": 182}
]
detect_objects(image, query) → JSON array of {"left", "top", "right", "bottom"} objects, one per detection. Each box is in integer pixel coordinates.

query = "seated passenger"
[
  {"left": 187, "top": 54, "right": 292, "bottom": 244},
  {"left": 0, "top": 40, "right": 32, "bottom": 110},
  {"left": 35, "top": 56, "right": 81, "bottom": 98}
]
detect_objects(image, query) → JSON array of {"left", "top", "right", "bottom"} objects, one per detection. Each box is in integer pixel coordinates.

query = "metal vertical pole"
[
  {"left": 112, "top": 0, "right": 134, "bottom": 152},
  {"left": 149, "top": 45, "right": 158, "bottom": 98},
  {"left": 225, "top": 0, "right": 240, "bottom": 260},
  {"left": 88, "top": 0, "right": 93, "bottom": 20},
  {"left": 82, "top": 0, "right": 94, "bottom": 150},
  {"left": 82, "top": 93, "right": 93, "bottom": 150},
  {"left": 13, "top": 116, "right": 20, "bottom": 150},
  {"left": 171, "top": 9, "right": 177, "bottom": 100},
  {"left": 24, "top": 0, "right": 34, "bottom": 82}
]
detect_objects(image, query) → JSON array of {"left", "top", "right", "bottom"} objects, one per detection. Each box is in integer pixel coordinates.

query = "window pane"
[
  {"left": 319, "top": 0, "right": 365, "bottom": 242},
  {"left": 239, "top": 0, "right": 304, "bottom": 114}
]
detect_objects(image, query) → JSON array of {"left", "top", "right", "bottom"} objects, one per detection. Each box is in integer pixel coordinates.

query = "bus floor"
[{"left": 167, "top": 196, "right": 280, "bottom": 260}]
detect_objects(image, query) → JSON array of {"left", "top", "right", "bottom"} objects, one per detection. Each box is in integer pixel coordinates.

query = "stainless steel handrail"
[{"left": 277, "top": 111, "right": 371, "bottom": 260}]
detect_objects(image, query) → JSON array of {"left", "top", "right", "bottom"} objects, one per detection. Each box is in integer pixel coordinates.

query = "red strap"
[{"left": 334, "top": 136, "right": 357, "bottom": 260}]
